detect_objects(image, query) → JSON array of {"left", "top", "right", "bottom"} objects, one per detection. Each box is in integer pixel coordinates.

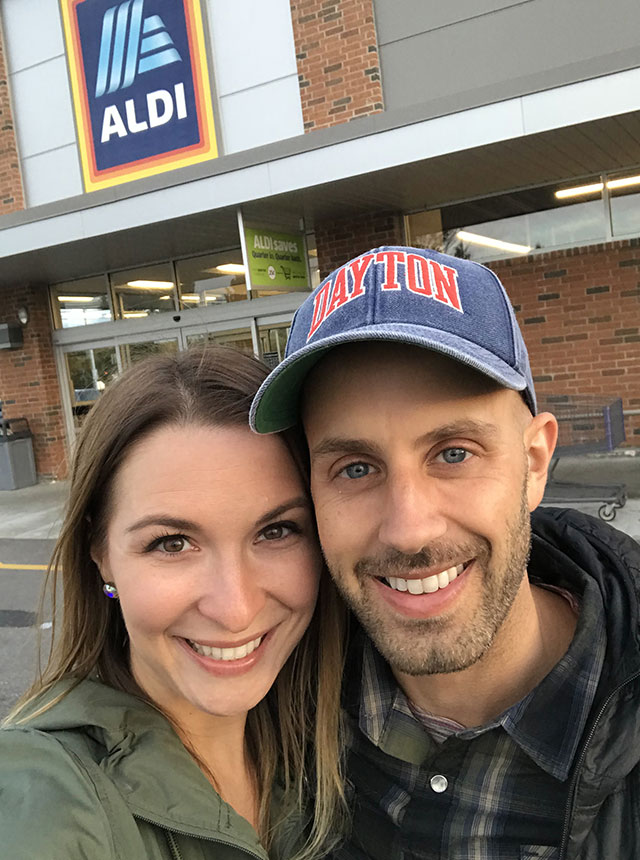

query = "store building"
[{"left": 1, "top": 0, "right": 639, "bottom": 478}]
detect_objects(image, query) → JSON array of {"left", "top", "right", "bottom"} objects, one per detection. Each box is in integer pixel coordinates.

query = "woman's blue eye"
[
  {"left": 341, "top": 462, "right": 372, "bottom": 479},
  {"left": 440, "top": 448, "right": 469, "bottom": 464}
]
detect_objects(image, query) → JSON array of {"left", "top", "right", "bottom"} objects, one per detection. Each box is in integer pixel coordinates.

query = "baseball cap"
[{"left": 250, "top": 245, "right": 536, "bottom": 433}]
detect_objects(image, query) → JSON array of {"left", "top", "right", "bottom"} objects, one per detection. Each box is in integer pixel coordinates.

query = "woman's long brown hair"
[{"left": 6, "top": 347, "right": 347, "bottom": 859}]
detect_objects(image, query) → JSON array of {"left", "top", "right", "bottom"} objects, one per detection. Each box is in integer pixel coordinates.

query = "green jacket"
[{"left": 0, "top": 678, "right": 273, "bottom": 860}]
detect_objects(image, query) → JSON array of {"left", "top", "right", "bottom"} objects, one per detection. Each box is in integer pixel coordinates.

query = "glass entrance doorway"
[{"left": 57, "top": 313, "right": 297, "bottom": 438}]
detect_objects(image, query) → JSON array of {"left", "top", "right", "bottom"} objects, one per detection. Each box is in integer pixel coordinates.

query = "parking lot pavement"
[
  {"left": 0, "top": 539, "right": 54, "bottom": 718},
  {"left": 0, "top": 480, "right": 67, "bottom": 540}
]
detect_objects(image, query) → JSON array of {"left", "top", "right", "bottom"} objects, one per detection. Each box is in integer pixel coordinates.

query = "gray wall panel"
[
  {"left": 376, "top": 0, "right": 640, "bottom": 113},
  {"left": 21, "top": 147, "right": 83, "bottom": 208},
  {"left": 374, "top": 0, "right": 533, "bottom": 45}
]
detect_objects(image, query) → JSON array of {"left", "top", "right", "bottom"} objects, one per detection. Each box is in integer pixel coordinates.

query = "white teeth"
[
  {"left": 385, "top": 563, "right": 466, "bottom": 595},
  {"left": 189, "top": 636, "right": 263, "bottom": 660}
]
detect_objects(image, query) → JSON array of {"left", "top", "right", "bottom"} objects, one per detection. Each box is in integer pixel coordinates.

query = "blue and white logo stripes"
[{"left": 95, "top": 0, "right": 182, "bottom": 98}]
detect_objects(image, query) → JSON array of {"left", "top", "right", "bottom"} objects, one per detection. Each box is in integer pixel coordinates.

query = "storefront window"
[
  {"left": 65, "top": 346, "right": 118, "bottom": 428},
  {"left": 258, "top": 323, "right": 290, "bottom": 367},
  {"left": 608, "top": 170, "right": 640, "bottom": 237},
  {"left": 405, "top": 178, "right": 606, "bottom": 263},
  {"left": 186, "top": 328, "right": 254, "bottom": 355},
  {"left": 110, "top": 263, "right": 177, "bottom": 318},
  {"left": 176, "top": 251, "right": 248, "bottom": 308},
  {"left": 118, "top": 338, "right": 179, "bottom": 367},
  {"left": 51, "top": 276, "right": 112, "bottom": 329}
]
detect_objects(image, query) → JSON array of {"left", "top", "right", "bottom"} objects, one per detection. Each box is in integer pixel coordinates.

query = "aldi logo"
[{"left": 60, "top": 0, "right": 218, "bottom": 191}]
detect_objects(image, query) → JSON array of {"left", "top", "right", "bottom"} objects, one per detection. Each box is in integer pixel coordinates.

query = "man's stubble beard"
[{"left": 325, "top": 484, "right": 532, "bottom": 676}]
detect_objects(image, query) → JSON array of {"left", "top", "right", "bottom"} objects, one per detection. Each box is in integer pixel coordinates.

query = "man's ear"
[{"left": 524, "top": 412, "right": 558, "bottom": 511}]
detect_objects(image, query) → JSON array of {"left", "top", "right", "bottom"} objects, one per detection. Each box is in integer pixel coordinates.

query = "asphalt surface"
[{"left": 0, "top": 539, "right": 54, "bottom": 718}]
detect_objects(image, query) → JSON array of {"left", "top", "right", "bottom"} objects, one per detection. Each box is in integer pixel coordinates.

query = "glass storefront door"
[
  {"left": 56, "top": 300, "right": 306, "bottom": 444},
  {"left": 65, "top": 345, "right": 119, "bottom": 429}
]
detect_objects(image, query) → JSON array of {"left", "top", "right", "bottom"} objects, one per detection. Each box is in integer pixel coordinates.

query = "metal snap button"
[{"left": 430, "top": 774, "right": 448, "bottom": 793}]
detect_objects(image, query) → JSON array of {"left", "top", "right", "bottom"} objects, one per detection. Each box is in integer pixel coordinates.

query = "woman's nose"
[{"left": 196, "top": 559, "right": 267, "bottom": 633}]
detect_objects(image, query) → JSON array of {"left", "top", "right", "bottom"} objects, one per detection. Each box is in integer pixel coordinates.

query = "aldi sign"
[{"left": 60, "top": 0, "right": 218, "bottom": 191}]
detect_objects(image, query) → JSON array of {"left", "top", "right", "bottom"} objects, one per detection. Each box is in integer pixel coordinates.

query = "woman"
[{"left": 0, "top": 348, "right": 346, "bottom": 860}]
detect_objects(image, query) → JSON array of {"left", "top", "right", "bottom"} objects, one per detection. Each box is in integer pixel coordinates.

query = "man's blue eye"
[
  {"left": 343, "top": 463, "right": 371, "bottom": 479},
  {"left": 441, "top": 448, "right": 468, "bottom": 464}
]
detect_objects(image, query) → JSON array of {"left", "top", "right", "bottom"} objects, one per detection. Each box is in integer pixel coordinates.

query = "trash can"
[{"left": 0, "top": 418, "right": 37, "bottom": 490}]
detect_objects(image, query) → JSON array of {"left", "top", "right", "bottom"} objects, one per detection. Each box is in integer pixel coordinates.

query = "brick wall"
[
  {"left": 290, "top": 0, "right": 383, "bottom": 132},
  {"left": 0, "top": 21, "right": 25, "bottom": 214},
  {"left": 0, "top": 284, "right": 68, "bottom": 479},
  {"left": 315, "top": 210, "right": 403, "bottom": 276},
  {"left": 491, "top": 240, "right": 640, "bottom": 444}
]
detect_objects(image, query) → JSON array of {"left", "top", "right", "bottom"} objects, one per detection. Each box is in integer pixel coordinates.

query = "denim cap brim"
[{"left": 249, "top": 325, "right": 535, "bottom": 434}]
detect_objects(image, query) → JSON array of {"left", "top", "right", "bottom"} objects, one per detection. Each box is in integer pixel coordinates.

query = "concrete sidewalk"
[
  {"left": 0, "top": 480, "right": 67, "bottom": 540},
  {"left": 0, "top": 449, "right": 638, "bottom": 543}
]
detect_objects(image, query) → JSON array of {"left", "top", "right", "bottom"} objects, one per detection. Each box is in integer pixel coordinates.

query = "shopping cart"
[{"left": 540, "top": 395, "right": 627, "bottom": 521}]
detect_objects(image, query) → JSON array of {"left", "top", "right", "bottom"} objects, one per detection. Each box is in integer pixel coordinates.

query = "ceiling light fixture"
[
  {"left": 555, "top": 174, "right": 640, "bottom": 199},
  {"left": 606, "top": 173, "right": 640, "bottom": 190},
  {"left": 180, "top": 294, "right": 200, "bottom": 303},
  {"left": 57, "top": 296, "right": 94, "bottom": 302},
  {"left": 126, "top": 280, "right": 174, "bottom": 290},
  {"left": 555, "top": 182, "right": 604, "bottom": 200},
  {"left": 123, "top": 310, "right": 149, "bottom": 318},
  {"left": 214, "top": 264, "right": 246, "bottom": 275},
  {"left": 456, "top": 231, "right": 532, "bottom": 255}
]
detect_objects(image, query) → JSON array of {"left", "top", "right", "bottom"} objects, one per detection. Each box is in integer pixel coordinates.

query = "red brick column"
[
  {"left": 0, "top": 20, "right": 25, "bottom": 214},
  {"left": 491, "top": 240, "right": 640, "bottom": 444},
  {"left": 315, "top": 210, "right": 403, "bottom": 277},
  {"left": 290, "top": 0, "right": 383, "bottom": 132},
  {"left": 0, "top": 284, "right": 68, "bottom": 479}
]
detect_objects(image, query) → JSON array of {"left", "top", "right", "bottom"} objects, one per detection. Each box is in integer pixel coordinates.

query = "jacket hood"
[{"left": 15, "top": 678, "right": 266, "bottom": 854}]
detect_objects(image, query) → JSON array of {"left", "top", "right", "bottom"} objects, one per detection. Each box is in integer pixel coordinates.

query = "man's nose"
[
  {"left": 377, "top": 470, "right": 447, "bottom": 555},
  {"left": 196, "top": 557, "right": 267, "bottom": 633}
]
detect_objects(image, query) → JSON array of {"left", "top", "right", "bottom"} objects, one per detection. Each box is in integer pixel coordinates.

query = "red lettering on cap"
[
  {"left": 348, "top": 253, "right": 374, "bottom": 299},
  {"left": 428, "top": 261, "right": 463, "bottom": 312},
  {"left": 307, "top": 279, "right": 333, "bottom": 339},
  {"left": 375, "top": 250, "right": 405, "bottom": 290},
  {"left": 406, "top": 253, "right": 433, "bottom": 297},
  {"left": 326, "top": 266, "right": 350, "bottom": 316}
]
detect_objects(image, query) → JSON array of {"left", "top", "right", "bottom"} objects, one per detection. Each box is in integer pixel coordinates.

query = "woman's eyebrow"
[
  {"left": 126, "top": 515, "right": 199, "bottom": 534},
  {"left": 255, "top": 496, "right": 311, "bottom": 528}
]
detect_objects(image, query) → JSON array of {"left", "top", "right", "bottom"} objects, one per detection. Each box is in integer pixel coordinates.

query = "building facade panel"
[
  {"left": 217, "top": 75, "right": 304, "bottom": 154},
  {"left": 205, "top": 0, "right": 300, "bottom": 96},
  {"left": 373, "top": 0, "right": 532, "bottom": 45},
  {"left": 20, "top": 145, "right": 83, "bottom": 208},
  {"left": 0, "top": 14, "right": 24, "bottom": 215},
  {"left": 1, "top": 0, "right": 65, "bottom": 73},
  {"left": 377, "top": 0, "right": 640, "bottom": 115}
]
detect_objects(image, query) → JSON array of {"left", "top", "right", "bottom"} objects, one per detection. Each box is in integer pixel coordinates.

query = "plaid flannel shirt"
[{"left": 340, "top": 575, "right": 606, "bottom": 860}]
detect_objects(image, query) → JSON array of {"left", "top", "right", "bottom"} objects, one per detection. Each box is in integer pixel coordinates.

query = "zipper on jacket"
[
  {"left": 166, "top": 830, "right": 183, "bottom": 860},
  {"left": 132, "top": 814, "right": 266, "bottom": 860},
  {"left": 559, "top": 669, "right": 640, "bottom": 859}
]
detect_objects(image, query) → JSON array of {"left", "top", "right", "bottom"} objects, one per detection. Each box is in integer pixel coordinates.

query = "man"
[{"left": 250, "top": 247, "right": 640, "bottom": 860}]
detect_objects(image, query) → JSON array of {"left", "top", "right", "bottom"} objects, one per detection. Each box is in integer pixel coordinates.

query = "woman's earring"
[{"left": 103, "top": 582, "right": 119, "bottom": 600}]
